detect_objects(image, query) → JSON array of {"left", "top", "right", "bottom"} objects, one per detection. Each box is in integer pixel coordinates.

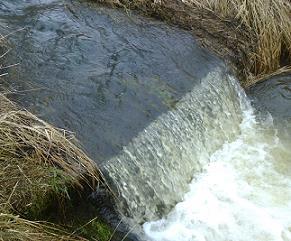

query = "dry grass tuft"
[
  {"left": 0, "top": 95, "right": 100, "bottom": 189},
  {"left": 0, "top": 95, "right": 101, "bottom": 211},
  {"left": 0, "top": 94, "right": 103, "bottom": 240},
  {"left": 186, "top": 0, "right": 291, "bottom": 85},
  {"left": 0, "top": 94, "right": 107, "bottom": 240}
]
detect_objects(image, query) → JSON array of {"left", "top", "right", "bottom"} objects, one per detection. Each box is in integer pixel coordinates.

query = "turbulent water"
[
  {"left": 104, "top": 69, "right": 291, "bottom": 241},
  {"left": 143, "top": 82, "right": 291, "bottom": 241},
  {"left": 103, "top": 69, "right": 243, "bottom": 223},
  {"left": 1, "top": 0, "right": 291, "bottom": 240}
]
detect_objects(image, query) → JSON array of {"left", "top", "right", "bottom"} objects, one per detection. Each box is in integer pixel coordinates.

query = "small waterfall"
[
  {"left": 143, "top": 83, "right": 291, "bottom": 241},
  {"left": 103, "top": 67, "right": 247, "bottom": 223}
]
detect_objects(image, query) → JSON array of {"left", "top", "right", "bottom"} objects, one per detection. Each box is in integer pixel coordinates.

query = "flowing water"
[
  {"left": 104, "top": 72, "right": 291, "bottom": 240},
  {"left": 103, "top": 71, "right": 243, "bottom": 223},
  {"left": 1, "top": 1, "right": 291, "bottom": 240},
  {"left": 143, "top": 80, "right": 291, "bottom": 241},
  {"left": 0, "top": 0, "right": 222, "bottom": 163}
]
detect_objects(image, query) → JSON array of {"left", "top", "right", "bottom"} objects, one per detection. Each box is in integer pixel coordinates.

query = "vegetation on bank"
[
  {"left": 97, "top": 0, "right": 291, "bottom": 87},
  {"left": 0, "top": 89, "right": 112, "bottom": 239}
]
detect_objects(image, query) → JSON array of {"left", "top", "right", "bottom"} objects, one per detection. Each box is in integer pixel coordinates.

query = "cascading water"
[
  {"left": 1, "top": 0, "right": 290, "bottom": 239},
  {"left": 143, "top": 83, "right": 291, "bottom": 241},
  {"left": 104, "top": 71, "right": 291, "bottom": 240},
  {"left": 103, "top": 68, "right": 247, "bottom": 223}
]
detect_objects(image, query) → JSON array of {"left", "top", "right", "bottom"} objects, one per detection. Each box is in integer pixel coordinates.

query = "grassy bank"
[
  {"left": 0, "top": 35, "right": 115, "bottom": 240},
  {"left": 0, "top": 87, "right": 112, "bottom": 239},
  {"left": 97, "top": 0, "right": 291, "bottom": 87}
]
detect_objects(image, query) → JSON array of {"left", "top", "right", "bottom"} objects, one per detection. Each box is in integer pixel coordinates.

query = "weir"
[
  {"left": 1, "top": 0, "right": 291, "bottom": 240},
  {"left": 103, "top": 69, "right": 246, "bottom": 223},
  {"left": 0, "top": 0, "right": 226, "bottom": 164},
  {"left": 104, "top": 72, "right": 291, "bottom": 241}
]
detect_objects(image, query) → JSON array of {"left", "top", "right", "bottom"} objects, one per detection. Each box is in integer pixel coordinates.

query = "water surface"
[
  {"left": 0, "top": 0, "right": 222, "bottom": 162},
  {"left": 1, "top": 1, "right": 291, "bottom": 240}
]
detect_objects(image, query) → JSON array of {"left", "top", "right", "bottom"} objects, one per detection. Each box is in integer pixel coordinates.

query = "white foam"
[{"left": 143, "top": 107, "right": 291, "bottom": 241}]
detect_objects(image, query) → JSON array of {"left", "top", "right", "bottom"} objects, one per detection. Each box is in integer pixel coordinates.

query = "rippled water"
[{"left": 103, "top": 71, "right": 243, "bottom": 224}]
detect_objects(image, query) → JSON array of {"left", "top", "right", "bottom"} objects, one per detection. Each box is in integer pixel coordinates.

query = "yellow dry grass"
[
  {"left": 0, "top": 94, "right": 102, "bottom": 240},
  {"left": 0, "top": 54, "right": 103, "bottom": 240},
  {"left": 0, "top": 95, "right": 99, "bottom": 185},
  {"left": 0, "top": 94, "right": 101, "bottom": 207},
  {"left": 186, "top": 0, "right": 291, "bottom": 84}
]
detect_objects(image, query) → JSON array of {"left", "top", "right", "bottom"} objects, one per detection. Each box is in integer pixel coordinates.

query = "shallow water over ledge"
[{"left": 0, "top": 0, "right": 223, "bottom": 163}]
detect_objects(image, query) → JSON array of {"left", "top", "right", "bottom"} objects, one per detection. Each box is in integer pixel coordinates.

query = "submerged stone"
[{"left": 247, "top": 74, "right": 291, "bottom": 119}]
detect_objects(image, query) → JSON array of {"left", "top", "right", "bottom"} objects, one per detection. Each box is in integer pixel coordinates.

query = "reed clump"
[
  {"left": 0, "top": 94, "right": 99, "bottom": 209},
  {"left": 97, "top": 0, "right": 291, "bottom": 87},
  {"left": 186, "top": 0, "right": 291, "bottom": 86}
]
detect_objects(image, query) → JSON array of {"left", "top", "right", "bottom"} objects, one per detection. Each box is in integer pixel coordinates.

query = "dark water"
[
  {"left": 0, "top": 0, "right": 223, "bottom": 163},
  {"left": 248, "top": 74, "right": 291, "bottom": 119},
  {"left": 247, "top": 74, "right": 291, "bottom": 148}
]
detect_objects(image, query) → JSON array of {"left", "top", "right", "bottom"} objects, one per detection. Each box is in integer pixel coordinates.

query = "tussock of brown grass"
[
  {"left": 0, "top": 95, "right": 99, "bottom": 188},
  {"left": 98, "top": 0, "right": 291, "bottom": 87},
  {"left": 186, "top": 0, "right": 291, "bottom": 85},
  {"left": 0, "top": 92, "right": 102, "bottom": 211},
  {"left": 0, "top": 95, "right": 99, "bottom": 207},
  {"left": 0, "top": 94, "right": 102, "bottom": 240}
]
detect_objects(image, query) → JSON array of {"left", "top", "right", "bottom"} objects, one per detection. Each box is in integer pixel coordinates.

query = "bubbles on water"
[
  {"left": 103, "top": 71, "right": 245, "bottom": 223},
  {"left": 143, "top": 103, "right": 291, "bottom": 241}
]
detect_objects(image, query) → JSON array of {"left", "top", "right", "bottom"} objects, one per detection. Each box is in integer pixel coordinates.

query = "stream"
[{"left": 1, "top": 1, "right": 291, "bottom": 240}]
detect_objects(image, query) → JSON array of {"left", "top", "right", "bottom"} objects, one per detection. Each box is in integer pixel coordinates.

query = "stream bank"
[{"left": 0, "top": 94, "right": 115, "bottom": 241}]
